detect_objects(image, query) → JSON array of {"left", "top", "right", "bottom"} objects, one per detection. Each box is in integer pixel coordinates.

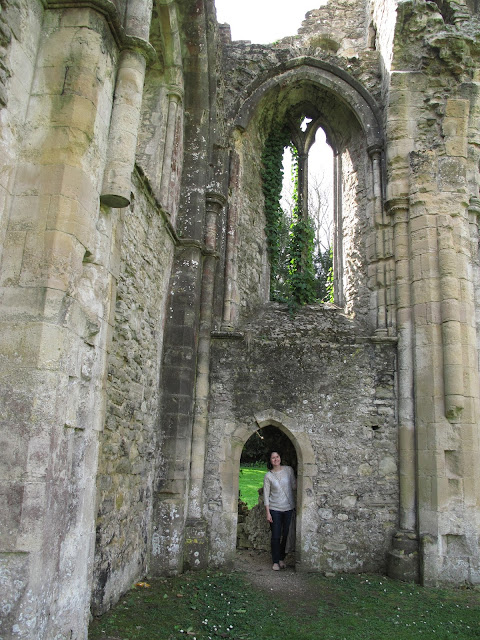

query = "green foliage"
[
  {"left": 239, "top": 466, "right": 265, "bottom": 509},
  {"left": 89, "top": 568, "right": 480, "bottom": 640},
  {"left": 314, "top": 245, "right": 334, "bottom": 302},
  {"left": 261, "top": 125, "right": 291, "bottom": 302},
  {"left": 241, "top": 429, "right": 269, "bottom": 462},
  {"left": 262, "top": 133, "right": 328, "bottom": 309},
  {"left": 240, "top": 426, "right": 297, "bottom": 470},
  {"left": 288, "top": 215, "right": 318, "bottom": 308},
  {"left": 325, "top": 261, "right": 334, "bottom": 302}
]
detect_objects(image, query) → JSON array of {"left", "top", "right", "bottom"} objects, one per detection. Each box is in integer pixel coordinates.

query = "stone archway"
[
  {"left": 222, "top": 57, "right": 389, "bottom": 333},
  {"left": 233, "top": 58, "right": 383, "bottom": 148},
  {"left": 230, "top": 409, "right": 317, "bottom": 572},
  {"left": 237, "top": 424, "right": 297, "bottom": 553}
]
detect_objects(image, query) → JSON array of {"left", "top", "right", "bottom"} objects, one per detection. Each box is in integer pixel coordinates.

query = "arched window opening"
[
  {"left": 263, "top": 116, "right": 335, "bottom": 308},
  {"left": 309, "top": 129, "right": 334, "bottom": 302},
  {"left": 237, "top": 426, "right": 297, "bottom": 553}
]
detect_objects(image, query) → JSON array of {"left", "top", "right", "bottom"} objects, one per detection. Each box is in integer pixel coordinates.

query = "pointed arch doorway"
[
  {"left": 237, "top": 425, "right": 298, "bottom": 560},
  {"left": 230, "top": 411, "right": 317, "bottom": 573}
]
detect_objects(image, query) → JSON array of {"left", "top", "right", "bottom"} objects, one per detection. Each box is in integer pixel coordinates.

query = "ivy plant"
[
  {"left": 261, "top": 126, "right": 321, "bottom": 310},
  {"left": 261, "top": 125, "right": 291, "bottom": 301}
]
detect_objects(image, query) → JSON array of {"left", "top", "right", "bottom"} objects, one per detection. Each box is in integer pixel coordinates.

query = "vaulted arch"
[
  {"left": 233, "top": 58, "right": 383, "bottom": 149},
  {"left": 223, "top": 58, "right": 389, "bottom": 332}
]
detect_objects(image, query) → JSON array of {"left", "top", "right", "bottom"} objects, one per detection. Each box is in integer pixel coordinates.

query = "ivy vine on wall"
[
  {"left": 261, "top": 125, "right": 290, "bottom": 302},
  {"left": 261, "top": 126, "right": 320, "bottom": 310}
]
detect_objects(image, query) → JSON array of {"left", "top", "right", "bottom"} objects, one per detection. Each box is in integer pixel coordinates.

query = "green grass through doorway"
[
  {"left": 239, "top": 463, "right": 265, "bottom": 509},
  {"left": 88, "top": 569, "right": 480, "bottom": 640}
]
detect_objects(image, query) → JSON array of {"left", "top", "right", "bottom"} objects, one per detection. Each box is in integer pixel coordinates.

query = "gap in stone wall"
[{"left": 237, "top": 426, "right": 297, "bottom": 552}]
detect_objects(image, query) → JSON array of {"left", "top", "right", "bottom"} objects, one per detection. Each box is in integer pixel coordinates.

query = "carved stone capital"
[
  {"left": 468, "top": 196, "right": 480, "bottom": 216},
  {"left": 206, "top": 191, "right": 227, "bottom": 211},
  {"left": 385, "top": 197, "right": 410, "bottom": 223},
  {"left": 367, "top": 143, "right": 383, "bottom": 159}
]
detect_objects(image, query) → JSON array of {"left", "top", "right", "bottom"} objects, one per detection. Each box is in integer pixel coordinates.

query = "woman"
[{"left": 263, "top": 451, "right": 296, "bottom": 571}]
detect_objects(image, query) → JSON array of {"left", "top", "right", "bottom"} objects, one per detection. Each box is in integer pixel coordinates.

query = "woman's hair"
[{"left": 266, "top": 450, "right": 281, "bottom": 470}]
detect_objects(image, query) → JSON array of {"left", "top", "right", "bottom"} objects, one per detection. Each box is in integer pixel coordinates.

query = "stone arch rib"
[
  {"left": 253, "top": 409, "right": 316, "bottom": 471},
  {"left": 232, "top": 57, "right": 383, "bottom": 149}
]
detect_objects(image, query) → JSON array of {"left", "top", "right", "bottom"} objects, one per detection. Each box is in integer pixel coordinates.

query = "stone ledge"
[{"left": 211, "top": 330, "right": 244, "bottom": 340}]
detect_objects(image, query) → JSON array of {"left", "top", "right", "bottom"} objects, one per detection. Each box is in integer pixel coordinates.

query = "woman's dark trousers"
[{"left": 269, "top": 509, "right": 293, "bottom": 564}]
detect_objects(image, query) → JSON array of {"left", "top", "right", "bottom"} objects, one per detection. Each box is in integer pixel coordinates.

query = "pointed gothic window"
[{"left": 268, "top": 110, "right": 339, "bottom": 307}]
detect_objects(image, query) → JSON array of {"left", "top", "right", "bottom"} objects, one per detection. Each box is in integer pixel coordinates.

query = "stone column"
[
  {"left": 100, "top": 49, "right": 147, "bottom": 208},
  {"left": 125, "top": 0, "right": 154, "bottom": 41},
  {"left": 413, "top": 94, "right": 480, "bottom": 585},
  {"left": 386, "top": 197, "right": 419, "bottom": 582},
  {"left": 0, "top": 6, "right": 118, "bottom": 637},
  {"left": 370, "top": 145, "right": 384, "bottom": 228},
  {"left": 222, "top": 150, "right": 240, "bottom": 330},
  {"left": 369, "top": 145, "right": 388, "bottom": 335},
  {"left": 150, "top": 240, "right": 203, "bottom": 576},
  {"left": 384, "top": 68, "right": 420, "bottom": 582},
  {"left": 468, "top": 197, "right": 480, "bottom": 349},
  {"left": 150, "top": 0, "right": 212, "bottom": 576},
  {"left": 437, "top": 215, "right": 465, "bottom": 420},
  {"left": 333, "top": 152, "right": 344, "bottom": 307},
  {"left": 297, "top": 151, "right": 309, "bottom": 219},
  {"left": 159, "top": 89, "right": 183, "bottom": 212},
  {"left": 184, "top": 192, "right": 225, "bottom": 570}
]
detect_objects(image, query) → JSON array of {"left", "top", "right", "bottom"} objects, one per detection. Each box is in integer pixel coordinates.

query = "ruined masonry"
[{"left": 1, "top": 0, "right": 480, "bottom": 638}]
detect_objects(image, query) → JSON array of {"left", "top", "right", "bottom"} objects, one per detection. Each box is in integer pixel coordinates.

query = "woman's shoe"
[
  {"left": 272, "top": 563, "right": 280, "bottom": 571},
  {"left": 279, "top": 560, "right": 286, "bottom": 569}
]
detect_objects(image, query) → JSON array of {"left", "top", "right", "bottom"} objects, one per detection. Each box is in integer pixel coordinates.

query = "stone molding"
[
  {"left": 206, "top": 190, "right": 227, "bottom": 209},
  {"left": 177, "top": 237, "right": 219, "bottom": 259},
  {"left": 468, "top": 196, "right": 480, "bottom": 216},
  {"left": 367, "top": 143, "right": 384, "bottom": 158},
  {"left": 253, "top": 410, "right": 316, "bottom": 468},
  {"left": 131, "top": 171, "right": 226, "bottom": 257},
  {"left": 385, "top": 196, "right": 410, "bottom": 212},
  {"left": 211, "top": 330, "right": 244, "bottom": 340},
  {"left": 43, "top": 0, "right": 156, "bottom": 63},
  {"left": 233, "top": 57, "right": 383, "bottom": 148}
]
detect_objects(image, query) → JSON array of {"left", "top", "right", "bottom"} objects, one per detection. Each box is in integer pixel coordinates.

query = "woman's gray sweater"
[{"left": 263, "top": 466, "right": 296, "bottom": 511}]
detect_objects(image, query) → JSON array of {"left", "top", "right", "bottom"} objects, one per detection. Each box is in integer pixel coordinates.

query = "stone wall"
[
  {"left": 298, "top": 0, "right": 368, "bottom": 56},
  {"left": 92, "top": 171, "right": 174, "bottom": 614},
  {"left": 230, "top": 124, "right": 270, "bottom": 322},
  {"left": 0, "top": 0, "right": 41, "bottom": 270},
  {"left": 341, "top": 143, "right": 371, "bottom": 324},
  {"left": 368, "top": 0, "right": 398, "bottom": 103},
  {"left": 225, "top": 67, "right": 382, "bottom": 330},
  {"left": 222, "top": 35, "right": 383, "bottom": 122},
  {"left": 2, "top": 1, "right": 480, "bottom": 637},
  {"left": 206, "top": 304, "right": 398, "bottom": 572},
  {"left": 385, "top": 0, "right": 480, "bottom": 585},
  {"left": 0, "top": 0, "right": 177, "bottom": 636},
  {"left": 0, "top": 4, "right": 45, "bottom": 635},
  {"left": 0, "top": 2, "right": 121, "bottom": 636}
]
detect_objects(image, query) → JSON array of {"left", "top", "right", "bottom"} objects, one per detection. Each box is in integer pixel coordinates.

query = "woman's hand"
[{"left": 266, "top": 508, "right": 273, "bottom": 523}]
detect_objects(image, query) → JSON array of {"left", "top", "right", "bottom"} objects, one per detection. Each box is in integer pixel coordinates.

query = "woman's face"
[{"left": 270, "top": 452, "right": 281, "bottom": 467}]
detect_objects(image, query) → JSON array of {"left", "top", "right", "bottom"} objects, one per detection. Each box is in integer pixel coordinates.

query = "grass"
[
  {"left": 239, "top": 463, "right": 265, "bottom": 509},
  {"left": 88, "top": 569, "right": 480, "bottom": 640}
]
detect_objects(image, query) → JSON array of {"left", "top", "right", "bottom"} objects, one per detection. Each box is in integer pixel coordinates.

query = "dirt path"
[{"left": 234, "top": 549, "right": 320, "bottom": 616}]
